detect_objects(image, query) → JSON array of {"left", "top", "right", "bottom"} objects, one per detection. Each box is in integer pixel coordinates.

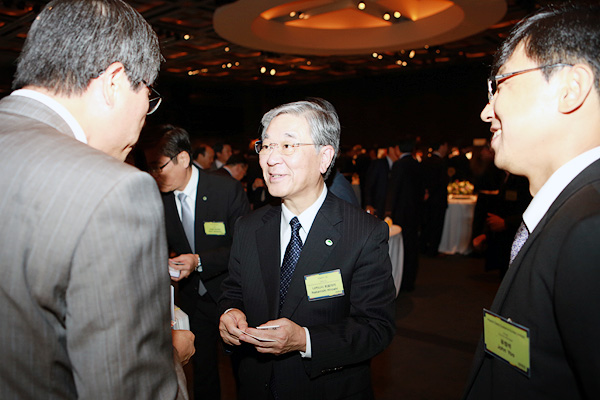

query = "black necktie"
[{"left": 279, "top": 217, "right": 303, "bottom": 312}]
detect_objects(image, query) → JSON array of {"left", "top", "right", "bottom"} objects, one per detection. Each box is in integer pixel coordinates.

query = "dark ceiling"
[{"left": 0, "top": 0, "right": 548, "bottom": 93}]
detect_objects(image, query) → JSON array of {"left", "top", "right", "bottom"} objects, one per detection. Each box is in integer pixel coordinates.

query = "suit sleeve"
[
  {"left": 554, "top": 213, "right": 600, "bottom": 398},
  {"left": 307, "top": 220, "right": 396, "bottom": 377},
  {"left": 66, "top": 171, "right": 178, "bottom": 399}
]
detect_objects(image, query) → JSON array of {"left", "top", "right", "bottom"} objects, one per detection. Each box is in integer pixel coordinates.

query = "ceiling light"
[
  {"left": 270, "top": 68, "right": 276, "bottom": 76},
  {"left": 383, "top": 13, "right": 391, "bottom": 21},
  {"left": 358, "top": 2, "right": 366, "bottom": 10},
  {"left": 409, "top": 50, "right": 415, "bottom": 58},
  {"left": 394, "top": 11, "right": 401, "bottom": 19}
]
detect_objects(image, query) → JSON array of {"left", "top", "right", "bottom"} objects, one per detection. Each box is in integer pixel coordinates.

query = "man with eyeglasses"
[
  {"left": 463, "top": 4, "right": 600, "bottom": 399},
  {"left": 219, "top": 98, "right": 396, "bottom": 400},
  {"left": 144, "top": 124, "right": 250, "bottom": 400},
  {"left": 0, "top": 1, "right": 191, "bottom": 399}
]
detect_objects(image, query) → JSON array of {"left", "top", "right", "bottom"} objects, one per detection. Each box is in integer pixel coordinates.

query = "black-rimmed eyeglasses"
[
  {"left": 487, "top": 63, "right": 572, "bottom": 103},
  {"left": 148, "top": 156, "right": 175, "bottom": 174},
  {"left": 255, "top": 141, "right": 316, "bottom": 156},
  {"left": 142, "top": 80, "right": 162, "bottom": 115}
]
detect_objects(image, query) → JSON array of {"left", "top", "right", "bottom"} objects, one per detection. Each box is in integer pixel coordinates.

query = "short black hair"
[
  {"left": 155, "top": 125, "right": 193, "bottom": 168},
  {"left": 225, "top": 153, "right": 248, "bottom": 167},
  {"left": 494, "top": 3, "right": 600, "bottom": 93}
]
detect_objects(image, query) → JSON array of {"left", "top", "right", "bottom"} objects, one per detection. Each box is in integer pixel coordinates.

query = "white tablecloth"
[
  {"left": 438, "top": 195, "right": 477, "bottom": 255},
  {"left": 389, "top": 225, "right": 403, "bottom": 296}
]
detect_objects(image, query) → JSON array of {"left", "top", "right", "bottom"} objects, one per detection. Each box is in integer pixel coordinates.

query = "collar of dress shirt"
[
  {"left": 280, "top": 183, "right": 328, "bottom": 263},
  {"left": 523, "top": 146, "right": 600, "bottom": 233},
  {"left": 174, "top": 164, "right": 199, "bottom": 217},
  {"left": 11, "top": 89, "right": 88, "bottom": 144},
  {"left": 386, "top": 155, "right": 394, "bottom": 169}
]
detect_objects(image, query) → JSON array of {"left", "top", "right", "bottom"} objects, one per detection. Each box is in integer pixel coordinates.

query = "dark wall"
[{"left": 150, "top": 61, "right": 492, "bottom": 150}]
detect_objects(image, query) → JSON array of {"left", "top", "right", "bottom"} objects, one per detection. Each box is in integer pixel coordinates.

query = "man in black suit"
[
  {"left": 145, "top": 125, "right": 250, "bottom": 400},
  {"left": 219, "top": 98, "right": 396, "bottom": 400},
  {"left": 363, "top": 144, "right": 399, "bottom": 218},
  {"left": 420, "top": 141, "right": 449, "bottom": 256},
  {"left": 463, "top": 4, "right": 600, "bottom": 399},
  {"left": 385, "top": 138, "right": 424, "bottom": 291}
]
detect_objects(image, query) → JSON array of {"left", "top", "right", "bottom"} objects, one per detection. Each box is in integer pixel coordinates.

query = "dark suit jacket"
[
  {"left": 363, "top": 157, "right": 391, "bottom": 218},
  {"left": 463, "top": 159, "right": 600, "bottom": 399},
  {"left": 162, "top": 166, "right": 250, "bottom": 311},
  {"left": 0, "top": 95, "right": 178, "bottom": 399},
  {"left": 385, "top": 155, "right": 424, "bottom": 229},
  {"left": 422, "top": 153, "right": 448, "bottom": 209},
  {"left": 220, "top": 192, "right": 396, "bottom": 400}
]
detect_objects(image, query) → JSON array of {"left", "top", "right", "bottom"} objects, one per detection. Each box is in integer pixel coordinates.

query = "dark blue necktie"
[{"left": 279, "top": 217, "right": 303, "bottom": 312}]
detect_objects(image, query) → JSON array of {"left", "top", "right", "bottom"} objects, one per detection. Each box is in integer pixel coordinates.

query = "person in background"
[
  {"left": 219, "top": 98, "right": 396, "bottom": 399},
  {"left": 145, "top": 125, "right": 250, "bottom": 400},
  {"left": 463, "top": 4, "right": 600, "bottom": 399},
  {"left": 214, "top": 153, "right": 249, "bottom": 182},
  {"left": 193, "top": 142, "right": 215, "bottom": 170},
  {"left": 213, "top": 141, "right": 233, "bottom": 170},
  {"left": 0, "top": 0, "right": 192, "bottom": 398},
  {"left": 385, "top": 138, "right": 424, "bottom": 292},
  {"left": 363, "top": 143, "right": 399, "bottom": 218},
  {"left": 420, "top": 141, "right": 449, "bottom": 257}
]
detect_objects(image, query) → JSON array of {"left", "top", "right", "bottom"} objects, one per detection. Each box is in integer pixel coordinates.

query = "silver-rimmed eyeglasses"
[
  {"left": 255, "top": 141, "right": 316, "bottom": 156},
  {"left": 487, "top": 63, "right": 572, "bottom": 102},
  {"left": 142, "top": 80, "right": 162, "bottom": 115}
]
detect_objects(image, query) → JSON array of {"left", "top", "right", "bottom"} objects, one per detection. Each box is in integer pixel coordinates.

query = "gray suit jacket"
[{"left": 0, "top": 95, "right": 178, "bottom": 399}]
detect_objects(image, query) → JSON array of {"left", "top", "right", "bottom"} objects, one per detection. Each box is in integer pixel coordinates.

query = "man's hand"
[
  {"left": 169, "top": 254, "right": 197, "bottom": 281},
  {"left": 172, "top": 329, "right": 195, "bottom": 366},
  {"left": 486, "top": 213, "right": 506, "bottom": 232},
  {"left": 240, "top": 318, "right": 306, "bottom": 355},
  {"left": 219, "top": 308, "right": 249, "bottom": 346}
]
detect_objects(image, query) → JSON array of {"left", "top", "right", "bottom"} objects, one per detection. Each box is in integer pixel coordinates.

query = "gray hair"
[
  {"left": 13, "top": 0, "right": 163, "bottom": 96},
  {"left": 260, "top": 98, "right": 340, "bottom": 179}
]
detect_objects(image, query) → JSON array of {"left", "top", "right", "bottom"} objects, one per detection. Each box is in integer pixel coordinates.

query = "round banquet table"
[
  {"left": 388, "top": 224, "right": 403, "bottom": 296},
  {"left": 438, "top": 194, "right": 477, "bottom": 255}
]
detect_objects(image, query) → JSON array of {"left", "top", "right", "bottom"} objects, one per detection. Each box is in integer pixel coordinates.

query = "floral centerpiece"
[{"left": 447, "top": 180, "right": 474, "bottom": 195}]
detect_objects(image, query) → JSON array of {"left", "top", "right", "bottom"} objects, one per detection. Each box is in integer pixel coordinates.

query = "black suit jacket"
[
  {"left": 463, "top": 159, "right": 600, "bottom": 399},
  {"left": 363, "top": 157, "right": 391, "bottom": 218},
  {"left": 162, "top": 166, "right": 250, "bottom": 311},
  {"left": 385, "top": 155, "right": 424, "bottom": 229},
  {"left": 220, "top": 192, "right": 396, "bottom": 400}
]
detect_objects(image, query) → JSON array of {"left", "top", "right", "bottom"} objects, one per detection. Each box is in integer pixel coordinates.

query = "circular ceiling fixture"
[{"left": 214, "top": 0, "right": 507, "bottom": 56}]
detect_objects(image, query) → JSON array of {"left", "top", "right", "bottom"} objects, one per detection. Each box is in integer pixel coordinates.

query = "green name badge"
[
  {"left": 483, "top": 309, "right": 531, "bottom": 377},
  {"left": 304, "top": 269, "right": 345, "bottom": 301},
  {"left": 204, "top": 221, "right": 226, "bottom": 236}
]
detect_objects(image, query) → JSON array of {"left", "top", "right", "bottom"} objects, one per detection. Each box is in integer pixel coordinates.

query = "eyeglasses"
[
  {"left": 487, "top": 63, "right": 572, "bottom": 102},
  {"left": 142, "top": 80, "right": 162, "bottom": 115},
  {"left": 255, "top": 141, "right": 316, "bottom": 156},
  {"left": 148, "top": 156, "right": 175, "bottom": 174}
]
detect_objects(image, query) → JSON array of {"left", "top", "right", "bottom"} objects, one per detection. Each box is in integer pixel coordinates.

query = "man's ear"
[
  {"left": 558, "top": 64, "right": 594, "bottom": 114},
  {"left": 177, "top": 150, "right": 191, "bottom": 168},
  {"left": 319, "top": 145, "right": 336, "bottom": 175},
  {"left": 100, "top": 62, "right": 128, "bottom": 109}
]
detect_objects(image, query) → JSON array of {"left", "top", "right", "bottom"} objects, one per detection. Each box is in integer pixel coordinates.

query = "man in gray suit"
[{"left": 0, "top": 0, "right": 190, "bottom": 398}]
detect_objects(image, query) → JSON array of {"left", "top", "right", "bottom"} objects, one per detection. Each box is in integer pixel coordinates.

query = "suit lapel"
[
  {"left": 163, "top": 192, "right": 192, "bottom": 254},
  {"left": 257, "top": 206, "right": 282, "bottom": 319},
  {"left": 490, "top": 159, "right": 600, "bottom": 312},
  {"left": 194, "top": 167, "right": 207, "bottom": 250},
  {"left": 280, "top": 193, "right": 343, "bottom": 318}
]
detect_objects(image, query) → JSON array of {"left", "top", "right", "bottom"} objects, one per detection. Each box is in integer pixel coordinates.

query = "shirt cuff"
[{"left": 299, "top": 327, "right": 312, "bottom": 358}]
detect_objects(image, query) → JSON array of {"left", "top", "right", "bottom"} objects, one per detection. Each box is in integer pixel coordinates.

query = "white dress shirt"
[
  {"left": 523, "top": 146, "right": 600, "bottom": 233},
  {"left": 280, "top": 183, "right": 328, "bottom": 359}
]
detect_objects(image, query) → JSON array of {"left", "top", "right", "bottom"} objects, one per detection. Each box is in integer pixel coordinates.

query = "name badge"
[
  {"left": 304, "top": 269, "right": 345, "bottom": 301},
  {"left": 204, "top": 221, "right": 226, "bottom": 236},
  {"left": 483, "top": 309, "right": 531, "bottom": 377}
]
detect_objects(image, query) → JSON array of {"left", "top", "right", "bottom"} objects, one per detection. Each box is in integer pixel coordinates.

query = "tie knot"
[
  {"left": 178, "top": 192, "right": 187, "bottom": 202},
  {"left": 290, "top": 217, "right": 301, "bottom": 235}
]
